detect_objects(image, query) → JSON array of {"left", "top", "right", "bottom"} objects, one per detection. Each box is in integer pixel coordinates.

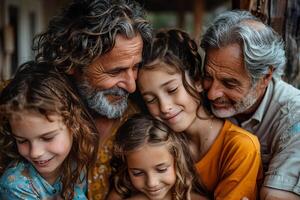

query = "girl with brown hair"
[{"left": 0, "top": 61, "right": 98, "bottom": 199}]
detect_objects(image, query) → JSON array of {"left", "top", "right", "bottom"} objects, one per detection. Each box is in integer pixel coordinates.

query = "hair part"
[
  {"left": 0, "top": 61, "right": 99, "bottom": 199},
  {"left": 141, "top": 28, "right": 212, "bottom": 116},
  {"left": 201, "top": 10, "right": 286, "bottom": 84},
  {"left": 33, "top": 0, "right": 152, "bottom": 73},
  {"left": 111, "top": 114, "right": 204, "bottom": 199}
]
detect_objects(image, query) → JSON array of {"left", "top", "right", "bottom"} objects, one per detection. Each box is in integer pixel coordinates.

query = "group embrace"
[{"left": 0, "top": 0, "right": 299, "bottom": 200}]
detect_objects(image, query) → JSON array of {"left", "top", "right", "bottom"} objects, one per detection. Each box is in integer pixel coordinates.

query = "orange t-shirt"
[{"left": 195, "top": 120, "right": 262, "bottom": 200}]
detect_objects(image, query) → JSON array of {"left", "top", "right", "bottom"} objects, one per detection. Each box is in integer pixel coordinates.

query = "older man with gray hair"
[{"left": 201, "top": 10, "right": 300, "bottom": 200}]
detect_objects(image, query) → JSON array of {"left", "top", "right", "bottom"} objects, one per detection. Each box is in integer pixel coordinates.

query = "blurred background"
[{"left": 0, "top": 0, "right": 299, "bottom": 87}]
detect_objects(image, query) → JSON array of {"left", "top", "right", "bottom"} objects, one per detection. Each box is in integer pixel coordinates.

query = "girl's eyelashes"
[
  {"left": 130, "top": 170, "right": 144, "bottom": 176},
  {"left": 156, "top": 166, "right": 168, "bottom": 173},
  {"left": 42, "top": 137, "right": 55, "bottom": 142},
  {"left": 144, "top": 96, "right": 156, "bottom": 104},
  {"left": 14, "top": 134, "right": 56, "bottom": 144},
  {"left": 15, "top": 139, "right": 27, "bottom": 144},
  {"left": 167, "top": 87, "right": 178, "bottom": 94}
]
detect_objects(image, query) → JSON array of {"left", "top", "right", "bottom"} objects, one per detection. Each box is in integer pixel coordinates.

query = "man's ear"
[
  {"left": 262, "top": 66, "right": 274, "bottom": 86},
  {"left": 195, "top": 81, "right": 203, "bottom": 92}
]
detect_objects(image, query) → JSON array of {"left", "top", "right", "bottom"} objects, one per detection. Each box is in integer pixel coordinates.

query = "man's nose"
[
  {"left": 206, "top": 80, "right": 224, "bottom": 101},
  {"left": 118, "top": 69, "right": 137, "bottom": 93}
]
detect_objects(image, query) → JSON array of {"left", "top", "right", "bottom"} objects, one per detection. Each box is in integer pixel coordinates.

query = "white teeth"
[{"left": 35, "top": 158, "right": 51, "bottom": 165}]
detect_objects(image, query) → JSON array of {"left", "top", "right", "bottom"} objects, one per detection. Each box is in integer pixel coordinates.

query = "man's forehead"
[
  {"left": 100, "top": 34, "right": 143, "bottom": 60},
  {"left": 204, "top": 46, "right": 250, "bottom": 80}
]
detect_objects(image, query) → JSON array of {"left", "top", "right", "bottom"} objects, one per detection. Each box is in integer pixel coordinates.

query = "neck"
[{"left": 186, "top": 106, "right": 224, "bottom": 162}]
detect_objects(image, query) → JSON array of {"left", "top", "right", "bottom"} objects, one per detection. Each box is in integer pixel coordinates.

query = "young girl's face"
[
  {"left": 127, "top": 143, "right": 176, "bottom": 200},
  {"left": 138, "top": 65, "right": 200, "bottom": 133},
  {"left": 9, "top": 110, "right": 73, "bottom": 184}
]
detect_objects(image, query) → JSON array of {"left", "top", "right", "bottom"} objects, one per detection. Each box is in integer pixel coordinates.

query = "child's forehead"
[
  {"left": 9, "top": 109, "right": 61, "bottom": 122},
  {"left": 142, "top": 61, "right": 182, "bottom": 75},
  {"left": 125, "top": 142, "right": 173, "bottom": 160},
  {"left": 126, "top": 141, "right": 171, "bottom": 155}
]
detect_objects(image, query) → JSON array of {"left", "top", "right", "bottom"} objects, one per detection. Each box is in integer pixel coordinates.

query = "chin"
[{"left": 211, "top": 107, "right": 236, "bottom": 118}]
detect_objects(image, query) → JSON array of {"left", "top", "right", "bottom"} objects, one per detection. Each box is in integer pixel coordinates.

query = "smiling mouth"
[
  {"left": 212, "top": 101, "right": 231, "bottom": 109},
  {"left": 146, "top": 187, "right": 163, "bottom": 195},
  {"left": 33, "top": 157, "right": 54, "bottom": 167},
  {"left": 163, "top": 111, "right": 181, "bottom": 121},
  {"left": 106, "top": 95, "right": 126, "bottom": 103}
]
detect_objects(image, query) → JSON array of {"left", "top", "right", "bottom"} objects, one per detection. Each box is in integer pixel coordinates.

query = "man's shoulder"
[
  {"left": 273, "top": 78, "right": 300, "bottom": 106},
  {"left": 271, "top": 79, "right": 300, "bottom": 121}
]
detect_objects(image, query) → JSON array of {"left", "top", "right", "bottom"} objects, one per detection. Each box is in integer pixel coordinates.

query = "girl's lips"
[
  {"left": 163, "top": 111, "right": 182, "bottom": 124},
  {"left": 146, "top": 187, "right": 163, "bottom": 195},
  {"left": 33, "top": 157, "right": 54, "bottom": 167}
]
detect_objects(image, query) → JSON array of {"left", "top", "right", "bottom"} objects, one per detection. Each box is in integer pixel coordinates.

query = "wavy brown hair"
[
  {"left": 33, "top": 0, "right": 152, "bottom": 73},
  {"left": 140, "top": 29, "right": 211, "bottom": 115},
  {"left": 111, "top": 114, "right": 206, "bottom": 199},
  {"left": 0, "top": 61, "right": 99, "bottom": 199}
]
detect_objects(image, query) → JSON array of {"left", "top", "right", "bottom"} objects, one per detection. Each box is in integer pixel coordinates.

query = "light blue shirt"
[{"left": 0, "top": 161, "right": 87, "bottom": 200}]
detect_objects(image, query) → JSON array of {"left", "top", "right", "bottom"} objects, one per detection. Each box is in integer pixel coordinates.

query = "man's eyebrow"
[
  {"left": 222, "top": 77, "right": 240, "bottom": 84},
  {"left": 12, "top": 130, "right": 59, "bottom": 139},
  {"left": 105, "top": 65, "right": 131, "bottom": 73}
]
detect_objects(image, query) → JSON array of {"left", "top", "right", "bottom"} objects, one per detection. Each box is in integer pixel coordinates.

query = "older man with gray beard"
[
  {"left": 33, "top": 0, "right": 152, "bottom": 199},
  {"left": 201, "top": 10, "right": 300, "bottom": 200}
]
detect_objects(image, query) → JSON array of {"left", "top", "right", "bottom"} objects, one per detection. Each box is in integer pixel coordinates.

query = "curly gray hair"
[{"left": 34, "top": 0, "right": 152, "bottom": 73}]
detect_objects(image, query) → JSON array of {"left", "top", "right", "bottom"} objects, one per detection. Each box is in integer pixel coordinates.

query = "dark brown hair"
[
  {"left": 0, "top": 61, "right": 99, "bottom": 199},
  {"left": 141, "top": 28, "right": 211, "bottom": 115}
]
